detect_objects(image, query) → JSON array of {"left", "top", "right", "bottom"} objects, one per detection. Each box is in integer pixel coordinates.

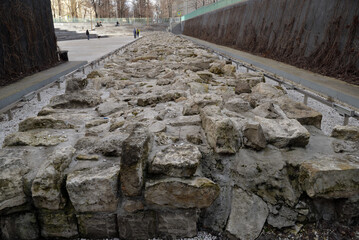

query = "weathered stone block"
[
  {"left": 32, "top": 147, "right": 75, "bottom": 210},
  {"left": 149, "top": 144, "right": 201, "bottom": 177},
  {"left": 120, "top": 124, "right": 151, "bottom": 196},
  {"left": 255, "top": 116, "right": 310, "bottom": 148},
  {"left": 85, "top": 118, "right": 109, "bottom": 128},
  {"left": 235, "top": 80, "right": 252, "bottom": 94},
  {"left": 299, "top": 155, "right": 359, "bottom": 199},
  {"left": 18, "top": 116, "right": 74, "bottom": 132},
  {"left": 39, "top": 209, "right": 78, "bottom": 238},
  {"left": 145, "top": 177, "right": 220, "bottom": 208},
  {"left": 0, "top": 157, "right": 28, "bottom": 211},
  {"left": 267, "top": 205, "right": 298, "bottom": 229},
  {"left": 66, "top": 165, "right": 120, "bottom": 212},
  {"left": 169, "top": 115, "right": 202, "bottom": 127},
  {"left": 77, "top": 213, "right": 118, "bottom": 238},
  {"left": 183, "top": 94, "right": 222, "bottom": 116},
  {"left": 251, "top": 82, "right": 286, "bottom": 98},
  {"left": 137, "top": 91, "right": 185, "bottom": 107},
  {"left": 197, "top": 71, "right": 213, "bottom": 82},
  {"left": 65, "top": 77, "right": 88, "bottom": 92},
  {"left": 118, "top": 211, "right": 157, "bottom": 240},
  {"left": 158, "top": 210, "right": 198, "bottom": 238},
  {"left": 0, "top": 212, "right": 39, "bottom": 240},
  {"left": 201, "top": 106, "right": 239, "bottom": 154},
  {"left": 226, "top": 188, "right": 268, "bottom": 240},
  {"left": 188, "top": 82, "right": 209, "bottom": 95},
  {"left": 276, "top": 96, "right": 322, "bottom": 129},
  {"left": 222, "top": 64, "right": 236, "bottom": 76},
  {"left": 242, "top": 122, "right": 267, "bottom": 150},
  {"left": 3, "top": 130, "right": 67, "bottom": 147},
  {"left": 50, "top": 90, "right": 102, "bottom": 108},
  {"left": 331, "top": 125, "right": 359, "bottom": 141},
  {"left": 96, "top": 101, "right": 128, "bottom": 117},
  {"left": 252, "top": 102, "right": 285, "bottom": 119},
  {"left": 224, "top": 98, "right": 252, "bottom": 113},
  {"left": 122, "top": 200, "right": 144, "bottom": 213}
]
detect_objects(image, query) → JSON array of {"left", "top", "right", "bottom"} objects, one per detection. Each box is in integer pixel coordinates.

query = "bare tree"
[
  {"left": 116, "top": 0, "right": 129, "bottom": 18},
  {"left": 57, "top": 0, "right": 62, "bottom": 16}
]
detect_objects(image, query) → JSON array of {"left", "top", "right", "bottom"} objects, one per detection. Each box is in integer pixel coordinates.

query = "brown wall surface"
[
  {"left": 0, "top": 0, "right": 58, "bottom": 86},
  {"left": 182, "top": 0, "right": 359, "bottom": 85}
]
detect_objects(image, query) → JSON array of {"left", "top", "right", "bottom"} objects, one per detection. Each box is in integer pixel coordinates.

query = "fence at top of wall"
[
  {"left": 53, "top": 17, "right": 180, "bottom": 24},
  {"left": 181, "top": 0, "right": 246, "bottom": 21}
]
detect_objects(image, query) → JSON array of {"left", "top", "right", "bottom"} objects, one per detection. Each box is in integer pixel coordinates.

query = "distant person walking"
[
  {"left": 133, "top": 28, "right": 137, "bottom": 38},
  {"left": 136, "top": 28, "right": 140, "bottom": 37},
  {"left": 86, "top": 30, "right": 90, "bottom": 40}
]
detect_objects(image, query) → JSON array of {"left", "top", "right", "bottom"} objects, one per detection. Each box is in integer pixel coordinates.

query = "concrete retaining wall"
[
  {"left": 0, "top": 0, "right": 58, "bottom": 86},
  {"left": 182, "top": 0, "right": 359, "bottom": 85}
]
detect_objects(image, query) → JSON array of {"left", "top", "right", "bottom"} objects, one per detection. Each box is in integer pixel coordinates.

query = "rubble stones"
[
  {"left": 158, "top": 210, "right": 198, "bottom": 238},
  {"left": 235, "top": 80, "right": 252, "bottom": 94},
  {"left": 242, "top": 122, "right": 267, "bottom": 150},
  {"left": 118, "top": 211, "right": 157, "bottom": 240},
  {"left": 0, "top": 212, "right": 39, "bottom": 240},
  {"left": 77, "top": 213, "right": 118, "bottom": 238},
  {"left": 18, "top": 116, "right": 74, "bottom": 131},
  {"left": 224, "top": 97, "right": 252, "bottom": 113},
  {"left": 120, "top": 124, "right": 151, "bottom": 196},
  {"left": 222, "top": 64, "right": 236, "bottom": 76},
  {"left": 299, "top": 155, "right": 359, "bottom": 198},
  {"left": 3, "top": 130, "right": 67, "bottom": 147},
  {"left": 66, "top": 165, "right": 121, "bottom": 212},
  {"left": 96, "top": 101, "right": 128, "bottom": 116},
  {"left": 226, "top": 188, "right": 268, "bottom": 240},
  {"left": 275, "top": 96, "right": 322, "bottom": 128},
  {"left": 201, "top": 106, "right": 239, "bottom": 154},
  {"left": 0, "top": 158, "right": 29, "bottom": 211},
  {"left": 255, "top": 116, "right": 310, "bottom": 148},
  {"left": 145, "top": 177, "right": 220, "bottom": 208},
  {"left": 31, "top": 147, "right": 75, "bottom": 210},
  {"left": 331, "top": 125, "right": 359, "bottom": 141},
  {"left": 49, "top": 90, "right": 102, "bottom": 108},
  {"left": 39, "top": 209, "right": 78, "bottom": 238},
  {"left": 267, "top": 205, "right": 298, "bottom": 229},
  {"left": 183, "top": 94, "right": 223, "bottom": 115},
  {"left": 149, "top": 144, "right": 201, "bottom": 177}
]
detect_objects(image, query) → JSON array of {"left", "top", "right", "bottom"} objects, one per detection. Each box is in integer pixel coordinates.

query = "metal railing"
[
  {"left": 181, "top": 35, "right": 359, "bottom": 125},
  {"left": 181, "top": 0, "right": 246, "bottom": 21},
  {"left": 0, "top": 37, "right": 143, "bottom": 120},
  {"left": 53, "top": 17, "right": 172, "bottom": 24}
]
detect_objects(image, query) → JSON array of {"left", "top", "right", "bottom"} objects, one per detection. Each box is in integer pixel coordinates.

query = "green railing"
[
  {"left": 181, "top": 0, "right": 246, "bottom": 21},
  {"left": 53, "top": 18, "right": 172, "bottom": 24}
]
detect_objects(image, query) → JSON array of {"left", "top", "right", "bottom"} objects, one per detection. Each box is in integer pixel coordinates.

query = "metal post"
[
  {"left": 343, "top": 115, "right": 349, "bottom": 126},
  {"left": 7, "top": 110, "right": 13, "bottom": 121},
  {"left": 303, "top": 95, "right": 308, "bottom": 105},
  {"left": 37, "top": 92, "right": 41, "bottom": 101},
  {"left": 57, "top": 81, "right": 61, "bottom": 89}
]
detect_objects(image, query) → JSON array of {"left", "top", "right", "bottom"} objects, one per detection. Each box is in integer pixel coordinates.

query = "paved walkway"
[
  {"left": 57, "top": 36, "right": 135, "bottom": 62},
  {"left": 0, "top": 36, "right": 136, "bottom": 112},
  {"left": 183, "top": 36, "right": 359, "bottom": 110}
]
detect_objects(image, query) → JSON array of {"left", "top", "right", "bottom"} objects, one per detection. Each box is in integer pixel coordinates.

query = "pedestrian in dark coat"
[
  {"left": 86, "top": 30, "right": 90, "bottom": 40},
  {"left": 136, "top": 28, "right": 140, "bottom": 37},
  {"left": 133, "top": 28, "right": 136, "bottom": 38}
]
